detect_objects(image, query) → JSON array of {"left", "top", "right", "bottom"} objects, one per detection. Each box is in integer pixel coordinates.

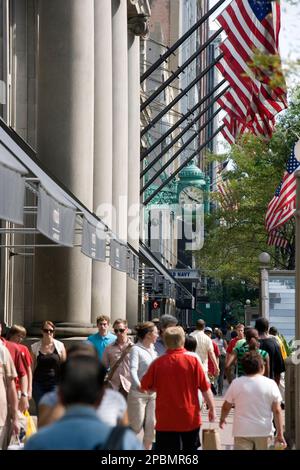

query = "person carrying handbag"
[{"left": 102, "top": 319, "right": 133, "bottom": 398}]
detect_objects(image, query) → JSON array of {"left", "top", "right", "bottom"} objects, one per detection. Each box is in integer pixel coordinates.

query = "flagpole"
[
  {"left": 141, "top": 79, "right": 227, "bottom": 160},
  {"left": 141, "top": 108, "right": 222, "bottom": 195},
  {"left": 141, "top": 98, "right": 226, "bottom": 178},
  {"left": 141, "top": 53, "right": 224, "bottom": 137},
  {"left": 295, "top": 169, "right": 300, "bottom": 449},
  {"left": 258, "top": 252, "right": 270, "bottom": 320},
  {"left": 142, "top": 125, "right": 224, "bottom": 206},
  {"left": 141, "top": 28, "right": 223, "bottom": 111},
  {"left": 140, "top": 0, "right": 226, "bottom": 83}
]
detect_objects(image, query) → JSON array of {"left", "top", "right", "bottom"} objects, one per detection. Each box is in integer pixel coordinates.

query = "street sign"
[{"left": 169, "top": 269, "right": 199, "bottom": 280}]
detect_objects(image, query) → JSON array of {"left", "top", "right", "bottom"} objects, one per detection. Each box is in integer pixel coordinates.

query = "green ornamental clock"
[{"left": 179, "top": 186, "right": 203, "bottom": 207}]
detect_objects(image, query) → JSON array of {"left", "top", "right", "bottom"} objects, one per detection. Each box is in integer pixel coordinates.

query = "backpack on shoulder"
[{"left": 94, "top": 426, "right": 130, "bottom": 450}]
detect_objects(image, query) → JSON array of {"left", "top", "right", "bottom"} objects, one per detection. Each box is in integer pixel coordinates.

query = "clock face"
[{"left": 179, "top": 186, "right": 203, "bottom": 206}]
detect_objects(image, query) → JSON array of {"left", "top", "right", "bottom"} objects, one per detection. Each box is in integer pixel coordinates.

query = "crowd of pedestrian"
[{"left": 0, "top": 314, "right": 287, "bottom": 451}]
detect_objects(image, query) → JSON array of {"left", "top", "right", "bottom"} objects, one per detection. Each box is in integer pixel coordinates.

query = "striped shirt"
[{"left": 234, "top": 343, "right": 268, "bottom": 377}]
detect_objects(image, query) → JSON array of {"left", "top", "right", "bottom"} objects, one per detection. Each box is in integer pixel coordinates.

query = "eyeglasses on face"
[
  {"left": 43, "top": 329, "right": 54, "bottom": 334},
  {"left": 114, "top": 328, "right": 126, "bottom": 334}
]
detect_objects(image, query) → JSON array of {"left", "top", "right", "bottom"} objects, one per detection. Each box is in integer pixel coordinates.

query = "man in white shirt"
[
  {"left": 190, "top": 319, "right": 219, "bottom": 376},
  {"left": 219, "top": 350, "right": 286, "bottom": 450}
]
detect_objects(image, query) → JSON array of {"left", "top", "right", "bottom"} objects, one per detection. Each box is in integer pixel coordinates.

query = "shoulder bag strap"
[{"left": 106, "top": 344, "right": 133, "bottom": 382}]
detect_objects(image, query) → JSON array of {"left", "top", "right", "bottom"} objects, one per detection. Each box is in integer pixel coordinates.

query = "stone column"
[
  {"left": 33, "top": 0, "right": 94, "bottom": 335},
  {"left": 92, "top": 0, "right": 113, "bottom": 323},
  {"left": 126, "top": 30, "right": 140, "bottom": 328},
  {"left": 111, "top": 0, "right": 128, "bottom": 322}
]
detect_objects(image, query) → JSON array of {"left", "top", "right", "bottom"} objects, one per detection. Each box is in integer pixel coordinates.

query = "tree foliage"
[{"left": 196, "top": 87, "right": 300, "bottom": 285}]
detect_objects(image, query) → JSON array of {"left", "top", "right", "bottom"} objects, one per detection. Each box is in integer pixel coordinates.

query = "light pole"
[
  {"left": 258, "top": 252, "right": 271, "bottom": 320},
  {"left": 244, "top": 299, "right": 251, "bottom": 326}
]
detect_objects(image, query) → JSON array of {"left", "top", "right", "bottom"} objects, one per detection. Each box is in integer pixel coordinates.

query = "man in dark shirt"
[{"left": 255, "top": 318, "right": 285, "bottom": 385}]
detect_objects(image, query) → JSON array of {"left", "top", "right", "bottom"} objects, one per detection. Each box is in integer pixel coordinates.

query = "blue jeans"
[{"left": 32, "top": 382, "right": 55, "bottom": 410}]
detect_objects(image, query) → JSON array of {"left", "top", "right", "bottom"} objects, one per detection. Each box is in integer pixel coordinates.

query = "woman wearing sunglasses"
[{"left": 31, "top": 321, "right": 66, "bottom": 409}]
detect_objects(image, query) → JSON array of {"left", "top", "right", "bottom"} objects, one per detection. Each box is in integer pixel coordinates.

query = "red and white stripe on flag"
[
  {"left": 216, "top": 0, "right": 287, "bottom": 143},
  {"left": 265, "top": 141, "right": 300, "bottom": 232},
  {"left": 267, "top": 229, "right": 288, "bottom": 249}
]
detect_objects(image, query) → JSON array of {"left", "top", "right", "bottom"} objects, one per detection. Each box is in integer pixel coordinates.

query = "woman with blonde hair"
[
  {"left": 31, "top": 321, "right": 66, "bottom": 408},
  {"left": 127, "top": 321, "right": 158, "bottom": 450}
]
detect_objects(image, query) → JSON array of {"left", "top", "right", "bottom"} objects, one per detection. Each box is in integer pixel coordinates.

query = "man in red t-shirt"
[
  {"left": 141, "top": 326, "right": 216, "bottom": 451},
  {"left": 6, "top": 325, "right": 33, "bottom": 400},
  {"left": 0, "top": 322, "right": 29, "bottom": 412},
  {"left": 225, "top": 323, "right": 245, "bottom": 383}
]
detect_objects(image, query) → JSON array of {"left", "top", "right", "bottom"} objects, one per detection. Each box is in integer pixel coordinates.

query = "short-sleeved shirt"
[
  {"left": 258, "top": 337, "right": 285, "bottom": 379},
  {"left": 87, "top": 332, "right": 116, "bottom": 361},
  {"left": 16, "top": 343, "right": 32, "bottom": 368},
  {"left": 227, "top": 337, "right": 240, "bottom": 354},
  {"left": 190, "top": 330, "right": 214, "bottom": 372},
  {"left": 208, "top": 341, "right": 220, "bottom": 376},
  {"left": 0, "top": 338, "right": 27, "bottom": 389},
  {"left": 224, "top": 374, "right": 282, "bottom": 437},
  {"left": 274, "top": 335, "right": 287, "bottom": 360},
  {"left": 234, "top": 343, "right": 268, "bottom": 377},
  {"left": 141, "top": 347, "right": 210, "bottom": 432},
  {"left": 97, "top": 388, "right": 127, "bottom": 427},
  {"left": 102, "top": 339, "right": 133, "bottom": 392},
  {"left": 0, "top": 343, "right": 18, "bottom": 426}
]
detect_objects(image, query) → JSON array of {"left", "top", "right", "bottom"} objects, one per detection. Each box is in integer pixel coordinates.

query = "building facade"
[
  {"left": 0, "top": 0, "right": 150, "bottom": 333},
  {"left": 140, "top": 0, "right": 212, "bottom": 324}
]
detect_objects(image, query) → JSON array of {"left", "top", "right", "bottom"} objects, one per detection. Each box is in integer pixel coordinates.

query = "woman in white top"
[
  {"left": 127, "top": 322, "right": 158, "bottom": 450},
  {"left": 220, "top": 350, "right": 286, "bottom": 450},
  {"left": 31, "top": 320, "right": 66, "bottom": 408}
]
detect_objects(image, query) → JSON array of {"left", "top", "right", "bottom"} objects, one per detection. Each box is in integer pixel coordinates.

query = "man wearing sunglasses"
[
  {"left": 102, "top": 319, "right": 133, "bottom": 398},
  {"left": 87, "top": 315, "right": 116, "bottom": 361}
]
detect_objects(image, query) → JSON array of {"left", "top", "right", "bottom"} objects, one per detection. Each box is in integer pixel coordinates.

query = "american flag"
[
  {"left": 221, "top": 114, "right": 246, "bottom": 144},
  {"left": 221, "top": 110, "right": 275, "bottom": 144},
  {"left": 217, "top": 40, "right": 286, "bottom": 120},
  {"left": 265, "top": 142, "right": 300, "bottom": 232},
  {"left": 216, "top": 160, "right": 237, "bottom": 209},
  {"left": 216, "top": 0, "right": 287, "bottom": 142},
  {"left": 267, "top": 229, "right": 288, "bottom": 249}
]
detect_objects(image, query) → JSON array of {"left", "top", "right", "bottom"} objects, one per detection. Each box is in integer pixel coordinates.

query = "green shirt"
[{"left": 234, "top": 343, "right": 268, "bottom": 377}]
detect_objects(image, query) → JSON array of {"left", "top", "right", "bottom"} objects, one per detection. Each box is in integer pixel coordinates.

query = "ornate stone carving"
[{"left": 128, "top": 13, "right": 150, "bottom": 37}]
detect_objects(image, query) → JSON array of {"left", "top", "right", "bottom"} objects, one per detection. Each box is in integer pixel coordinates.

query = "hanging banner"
[
  {"left": 109, "top": 239, "right": 128, "bottom": 272},
  {"left": 0, "top": 165, "right": 26, "bottom": 225},
  {"left": 37, "top": 186, "right": 76, "bottom": 247},
  {"left": 81, "top": 217, "right": 106, "bottom": 261},
  {"left": 128, "top": 251, "right": 139, "bottom": 280},
  {"left": 0, "top": 142, "right": 28, "bottom": 225}
]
